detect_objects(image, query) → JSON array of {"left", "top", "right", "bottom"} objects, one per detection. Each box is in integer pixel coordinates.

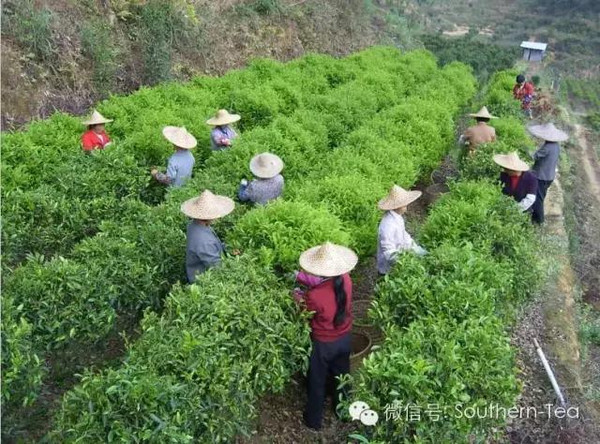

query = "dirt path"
[{"left": 574, "top": 124, "right": 600, "bottom": 205}]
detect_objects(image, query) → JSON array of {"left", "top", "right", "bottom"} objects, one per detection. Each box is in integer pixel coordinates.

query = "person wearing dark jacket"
[
  {"left": 180, "top": 190, "right": 235, "bottom": 283},
  {"left": 527, "top": 123, "right": 568, "bottom": 224},
  {"left": 493, "top": 152, "right": 538, "bottom": 214},
  {"left": 292, "top": 242, "right": 358, "bottom": 431}
]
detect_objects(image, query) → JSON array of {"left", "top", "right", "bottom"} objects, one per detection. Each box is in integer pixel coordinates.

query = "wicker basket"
[{"left": 350, "top": 331, "right": 372, "bottom": 372}]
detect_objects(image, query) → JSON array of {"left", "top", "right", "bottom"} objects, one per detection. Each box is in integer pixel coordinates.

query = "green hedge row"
[
  {"left": 460, "top": 69, "right": 536, "bottom": 181},
  {"left": 2, "top": 47, "right": 475, "bottom": 422},
  {"left": 345, "top": 67, "right": 543, "bottom": 442},
  {"left": 348, "top": 181, "right": 540, "bottom": 442},
  {"left": 44, "top": 50, "right": 476, "bottom": 441}
]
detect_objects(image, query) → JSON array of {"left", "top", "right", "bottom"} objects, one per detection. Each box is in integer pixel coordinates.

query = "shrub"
[
  {"left": 347, "top": 316, "right": 520, "bottom": 442},
  {"left": 3, "top": 256, "right": 117, "bottom": 350},
  {"left": 80, "top": 21, "right": 120, "bottom": 94},
  {"left": 53, "top": 255, "right": 311, "bottom": 442},
  {"left": 1, "top": 294, "right": 44, "bottom": 411},
  {"left": 289, "top": 174, "right": 387, "bottom": 256},
  {"left": 371, "top": 243, "right": 515, "bottom": 329},
  {"left": 227, "top": 200, "right": 351, "bottom": 272}
]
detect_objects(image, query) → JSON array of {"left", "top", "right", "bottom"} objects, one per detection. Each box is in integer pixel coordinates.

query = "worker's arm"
[
  {"left": 518, "top": 194, "right": 536, "bottom": 211},
  {"left": 532, "top": 143, "right": 549, "bottom": 160}
]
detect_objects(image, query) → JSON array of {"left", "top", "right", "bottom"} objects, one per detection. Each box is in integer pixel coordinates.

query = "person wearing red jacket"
[
  {"left": 513, "top": 74, "right": 535, "bottom": 119},
  {"left": 81, "top": 110, "right": 113, "bottom": 152},
  {"left": 293, "top": 242, "right": 358, "bottom": 431}
]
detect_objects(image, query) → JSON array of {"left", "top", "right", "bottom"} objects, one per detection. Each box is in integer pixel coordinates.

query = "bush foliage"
[{"left": 2, "top": 47, "right": 478, "bottom": 439}]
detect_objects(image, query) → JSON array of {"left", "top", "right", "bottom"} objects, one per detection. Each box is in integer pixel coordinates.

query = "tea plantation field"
[{"left": 2, "top": 47, "right": 541, "bottom": 442}]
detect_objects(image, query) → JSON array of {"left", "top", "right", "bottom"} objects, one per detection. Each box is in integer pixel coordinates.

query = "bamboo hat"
[
  {"left": 206, "top": 109, "right": 241, "bottom": 126},
  {"left": 82, "top": 109, "right": 113, "bottom": 126},
  {"left": 299, "top": 242, "right": 358, "bottom": 277},
  {"left": 162, "top": 126, "right": 197, "bottom": 149},
  {"left": 180, "top": 190, "right": 235, "bottom": 220},
  {"left": 527, "top": 123, "right": 568, "bottom": 142},
  {"left": 493, "top": 152, "right": 530, "bottom": 172},
  {"left": 249, "top": 153, "right": 284, "bottom": 178},
  {"left": 469, "top": 106, "right": 497, "bottom": 119},
  {"left": 378, "top": 185, "right": 422, "bottom": 211}
]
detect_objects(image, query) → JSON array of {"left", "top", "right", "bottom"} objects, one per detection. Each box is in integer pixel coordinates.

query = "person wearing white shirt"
[{"left": 377, "top": 185, "right": 427, "bottom": 275}]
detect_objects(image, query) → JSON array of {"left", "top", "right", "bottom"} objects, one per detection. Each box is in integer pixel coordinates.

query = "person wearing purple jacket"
[{"left": 493, "top": 152, "right": 538, "bottom": 215}]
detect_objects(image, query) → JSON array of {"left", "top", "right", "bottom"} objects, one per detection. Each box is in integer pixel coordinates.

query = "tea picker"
[
  {"left": 206, "top": 109, "right": 240, "bottom": 151},
  {"left": 151, "top": 126, "right": 196, "bottom": 188},
  {"left": 180, "top": 190, "right": 235, "bottom": 283},
  {"left": 238, "top": 152, "right": 285, "bottom": 205},
  {"left": 459, "top": 106, "right": 497, "bottom": 154},
  {"left": 376, "top": 185, "right": 427, "bottom": 276},
  {"left": 81, "top": 110, "right": 113, "bottom": 152},
  {"left": 291, "top": 242, "right": 358, "bottom": 431},
  {"left": 493, "top": 152, "right": 538, "bottom": 216}
]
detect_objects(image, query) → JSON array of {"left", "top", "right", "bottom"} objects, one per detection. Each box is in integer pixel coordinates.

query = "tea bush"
[
  {"left": 227, "top": 201, "right": 351, "bottom": 272},
  {"left": 1, "top": 294, "right": 44, "bottom": 411},
  {"left": 52, "top": 255, "right": 311, "bottom": 442},
  {"left": 347, "top": 316, "right": 519, "bottom": 442},
  {"left": 2, "top": 46, "right": 478, "bottom": 439}
]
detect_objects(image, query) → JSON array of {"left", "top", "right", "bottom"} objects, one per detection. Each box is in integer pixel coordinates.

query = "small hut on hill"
[{"left": 520, "top": 41, "right": 548, "bottom": 62}]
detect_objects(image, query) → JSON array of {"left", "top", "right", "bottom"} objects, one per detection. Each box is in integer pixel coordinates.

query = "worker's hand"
[
  {"left": 150, "top": 168, "right": 158, "bottom": 176},
  {"left": 232, "top": 249, "right": 241, "bottom": 256},
  {"left": 292, "top": 288, "right": 304, "bottom": 303},
  {"left": 240, "top": 179, "right": 248, "bottom": 186}
]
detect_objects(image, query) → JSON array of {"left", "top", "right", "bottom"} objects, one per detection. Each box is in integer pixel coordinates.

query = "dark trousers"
[
  {"left": 304, "top": 333, "right": 351, "bottom": 429},
  {"left": 532, "top": 179, "right": 553, "bottom": 224}
]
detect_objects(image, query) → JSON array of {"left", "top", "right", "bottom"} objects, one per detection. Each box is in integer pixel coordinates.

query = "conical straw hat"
[
  {"left": 492, "top": 152, "right": 530, "bottom": 172},
  {"left": 206, "top": 109, "right": 241, "bottom": 126},
  {"left": 299, "top": 242, "right": 358, "bottom": 277},
  {"left": 527, "top": 123, "right": 568, "bottom": 142},
  {"left": 82, "top": 109, "right": 113, "bottom": 125},
  {"left": 180, "top": 190, "right": 235, "bottom": 220},
  {"left": 162, "top": 126, "right": 197, "bottom": 149},
  {"left": 469, "top": 106, "right": 497, "bottom": 119},
  {"left": 249, "top": 152, "right": 284, "bottom": 178},
  {"left": 378, "top": 185, "right": 422, "bottom": 211}
]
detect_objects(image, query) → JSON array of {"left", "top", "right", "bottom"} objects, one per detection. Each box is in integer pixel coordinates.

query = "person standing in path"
[
  {"left": 513, "top": 74, "right": 535, "bottom": 119},
  {"left": 181, "top": 190, "right": 235, "bottom": 283},
  {"left": 81, "top": 110, "right": 113, "bottom": 152},
  {"left": 527, "top": 123, "right": 569, "bottom": 224},
  {"left": 206, "top": 109, "right": 240, "bottom": 151},
  {"left": 238, "top": 152, "right": 285, "bottom": 205},
  {"left": 377, "top": 185, "right": 427, "bottom": 275},
  {"left": 460, "top": 106, "right": 497, "bottom": 153},
  {"left": 151, "top": 126, "right": 196, "bottom": 188},
  {"left": 292, "top": 242, "right": 358, "bottom": 431},
  {"left": 493, "top": 152, "right": 538, "bottom": 214}
]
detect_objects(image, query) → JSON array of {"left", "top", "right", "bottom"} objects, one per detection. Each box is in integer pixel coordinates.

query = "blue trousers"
[{"left": 304, "top": 333, "right": 351, "bottom": 429}]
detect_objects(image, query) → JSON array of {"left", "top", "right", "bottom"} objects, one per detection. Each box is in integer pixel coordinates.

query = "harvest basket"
[{"left": 350, "top": 331, "right": 372, "bottom": 372}]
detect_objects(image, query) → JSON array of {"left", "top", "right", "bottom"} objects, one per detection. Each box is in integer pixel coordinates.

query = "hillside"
[{"left": 1, "top": 0, "right": 412, "bottom": 128}]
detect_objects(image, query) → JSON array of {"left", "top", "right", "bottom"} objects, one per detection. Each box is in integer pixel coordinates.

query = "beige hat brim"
[
  {"left": 378, "top": 190, "right": 422, "bottom": 211},
  {"left": 181, "top": 194, "right": 235, "bottom": 220},
  {"left": 299, "top": 243, "right": 358, "bottom": 277},
  {"left": 83, "top": 118, "right": 113, "bottom": 125},
  {"left": 83, "top": 110, "right": 113, "bottom": 126},
  {"left": 163, "top": 126, "right": 197, "bottom": 149},
  {"left": 527, "top": 124, "right": 568, "bottom": 142},
  {"left": 492, "top": 154, "right": 530, "bottom": 172},
  {"left": 206, "top": 113, "right": 241, "bottom": 126},
  {"left": 249, "top": 153, "right": 284, "bottom": 178},
  {"left": 468, "top": 112, "right": 497, "bottom": 119}
]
